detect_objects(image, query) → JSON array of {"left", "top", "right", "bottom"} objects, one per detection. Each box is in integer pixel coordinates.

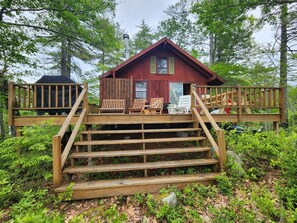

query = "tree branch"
[
  {"left": 3, "top": 2, "right": 106, "bottom": 15},
  {"left": 1, "top": 21, "right": 82, "bottom": 41}
]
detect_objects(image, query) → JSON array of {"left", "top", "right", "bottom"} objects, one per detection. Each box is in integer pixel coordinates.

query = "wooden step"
[
  {"left": 55, "top": 173, "right": 219, "bottom": 200},
  {"left": 80, "top": 128, "right": 200, "bottom": 135},
  {"left": 63, "top": 158, "right": 219, "bottom": 174},
  {"left": 69, "top": 147, "right": 211, "bottom": 159},
  {"left": 74, "top": 136, "right": 206, "bottom": 146}
]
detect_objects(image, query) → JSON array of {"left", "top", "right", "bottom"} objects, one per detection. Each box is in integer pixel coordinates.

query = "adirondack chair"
[
  {"left": 142, "top": 98, "right": 164, "bottom": 114},
  {"left": 98, "top": 99, "right": 126, "bottom": 114},
  {"left": 128, "top": 99, "right": 146, "bottom": 114},
  {"left": 168, "top": 95, "right": 191, "bottom": 114}
]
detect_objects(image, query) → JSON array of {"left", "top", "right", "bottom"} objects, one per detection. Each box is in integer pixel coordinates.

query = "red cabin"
[{"left": 100, "top": 37, "right": 224, "bottom": 109}]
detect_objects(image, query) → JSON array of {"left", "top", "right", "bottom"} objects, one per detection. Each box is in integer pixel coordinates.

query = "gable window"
[
  {"left": 157, "top": 58, "right": 168, "bottom": 74},
  {"left": 150, "top": 56, "right": 174, "bottom": 75},
  {"left": 135, "top": 81, "right": 147, "bottom": 99}
]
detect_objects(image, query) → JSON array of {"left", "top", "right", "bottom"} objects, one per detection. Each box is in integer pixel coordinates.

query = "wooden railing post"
[
  {"left": 217, "top": 129, "right": 226, "bottom": 171},
  {"left": 191, "top": 84, "right": 196, "bottom": 110},
  {"left": 52, "top": 135, "right": 62, "bottom": 188},
  {"left": 8, "top": 82, "right": 14, "bottom": 127},
  {"left": 83, "top": 82, "right": 88, "bottom": 112},
  {"left": 279, "top": 87, "right": 285, "bottom": 123},
  {"left": 237, "top": 85, "right": 242, "bottom": 122}
]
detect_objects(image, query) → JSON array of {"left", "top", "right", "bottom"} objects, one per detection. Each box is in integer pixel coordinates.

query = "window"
[
  {"left": 135, "top": 81, "right": 147, "bottom": 99},
  {"left": 150, "top": 56, "right": 174, "bottom": 74},
  {"left": 157, "top": 58, "right": 168, "bottom": 74}
]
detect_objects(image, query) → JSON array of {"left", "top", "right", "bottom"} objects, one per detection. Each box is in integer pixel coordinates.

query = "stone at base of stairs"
[{"left": 55, "top": 172, "right": 219, "bottom": 200}]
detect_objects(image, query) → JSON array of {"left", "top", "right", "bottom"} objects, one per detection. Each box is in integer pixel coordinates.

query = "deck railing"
[
  {"left": 191, "top": 86, "right": 226, "bottom": 171},
  {"left": 194, "top": 85, "right": 285, "bottom": 122},
  {"left": 8, "top": 82, "right": 85, "bottom": 126},
  {"left": 52, "top": 83, "right": 88, "bottom": 188}
]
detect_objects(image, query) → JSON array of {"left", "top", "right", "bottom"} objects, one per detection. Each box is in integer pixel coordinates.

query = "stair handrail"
[
  {"left": 191, "top": 85, "right": 226, "bottom": 171},
  {"left": 52, "top": 83, "right": 88, "bottom": 188}
]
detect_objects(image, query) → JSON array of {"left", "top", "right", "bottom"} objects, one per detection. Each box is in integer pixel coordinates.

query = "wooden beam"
[
  {"left": 12, "top": 113, "right": 282, "bottom": 127},
  {"left": 52, "top": 135, "right": 62, "bottom": 188},
  {"left": 217, "top": 129, "right": 226, "bottom": 171},
  {"left": 273, "top": 122, "right": 279, "bottom": 134}
]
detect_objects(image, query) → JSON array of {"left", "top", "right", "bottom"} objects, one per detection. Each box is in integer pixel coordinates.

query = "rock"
[
  {"left": 227, "top": 150, "right": 246, "bottom": 177},
  {"left": 161, "top": 192, "right": 178, "bottom": 207},
  {"left": 227, "top": 151, "right": 243, "bottom": 165}
]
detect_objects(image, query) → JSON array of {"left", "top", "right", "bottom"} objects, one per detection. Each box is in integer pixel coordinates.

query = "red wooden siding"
[
  {"left": 116, "top": 48, "right": 207, "bottom": 103},
  {"left": 100, "top": 78, "right": 133, "bottom": 110}
]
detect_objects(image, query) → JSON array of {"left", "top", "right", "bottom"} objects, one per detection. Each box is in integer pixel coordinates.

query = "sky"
[{"left": 115, "top": 0, "right": 180, "bottom": 37}]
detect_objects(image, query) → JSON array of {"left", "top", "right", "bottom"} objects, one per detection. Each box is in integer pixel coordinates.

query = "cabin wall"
[{"left": 116, "top": 49, "right": 207, "bottom": 103}]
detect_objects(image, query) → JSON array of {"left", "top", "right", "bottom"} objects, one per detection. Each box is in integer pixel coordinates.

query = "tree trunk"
[
  {"left": 61, "top": 38, "right": 68, "bottom": 77},
  {"left": 280, "top": 3, "right": 288, "bottom": 127},
  {"left": 0, "top": 92, "right": 5, "bottom": 140},
  {"left": 209, "top": 33, "right": 215, "bottom": 65},
  {"left": 66, "top": 38, "right": 71, "bottom": 78}
]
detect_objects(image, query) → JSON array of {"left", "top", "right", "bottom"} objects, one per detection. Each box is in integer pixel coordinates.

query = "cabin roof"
[{"left": 100, "top": 37, "right": 224, "bottom": 85}]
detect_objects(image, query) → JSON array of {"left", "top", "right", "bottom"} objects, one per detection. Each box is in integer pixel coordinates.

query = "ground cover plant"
[{"left": 0, "top": 125, "right": 297, "bottom": 222}]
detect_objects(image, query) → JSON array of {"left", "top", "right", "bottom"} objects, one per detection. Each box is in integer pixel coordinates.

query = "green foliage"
[
  {"left": 9, "top": 189, "right": 64, "bottom": 222},
  {"left": 0, "top": 122, "right": 59, "bottom": 209},
  {"left": 130, "top": 20, "right": 155, "bottom": 55},
  {"left": 156, "top": 0, "right": 206, "bottom": 54},
  {"left": 210, "top": 198, "right": 256, "bottom": 223},
  {"left": 226, "top": 131, "right": 282, "bottom": 179},
  {"left": 54, "top": 183, "right": 74, "bottom": 205},
  {"left": 192, "top": 0, "right": 256, "bottom": 63},
  {"left": 210, "top": 61, "right": 278, "bottom": 86},
  {"left": 277, "top": 130, "right": 297, "bottom": 209},
  {"left": 216, "top": 172, "right": 234, "bottom": 195},
  {"left": 103, "top": 205, "right": 128, "bottom": 223},
  {"left": 68, "top": 204, "right": 128, "bottom": 223},
  {"left": 0, "top": 123, "right": 59, "bottom": 181},
  {"left": 252, "top": 185, "right": 284, "bottom": 221}
]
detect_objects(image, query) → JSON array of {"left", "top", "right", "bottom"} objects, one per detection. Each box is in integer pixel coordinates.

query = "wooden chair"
[
  {"left": 98, "top": 99, "right": 126, "bottom": 114},
  {"left": 128, "top": 99, "right": 146, "bottom": 114},
  {"left": 142, "top": 98, "right": 164, "bottom": 114},
  {"left": 168, "top": 95, "right": 191, "bottom": 114}
]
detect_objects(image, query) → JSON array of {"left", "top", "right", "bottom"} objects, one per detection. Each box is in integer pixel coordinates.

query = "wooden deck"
[
  {"left": 11, "top": 113, "right": 282, "bottom": 127},
  {"left": 7, "top": 82, "right": 284, "bottom": 200}
]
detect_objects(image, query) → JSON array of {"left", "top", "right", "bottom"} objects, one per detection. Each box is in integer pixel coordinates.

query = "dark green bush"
[
  {"left": 226, "top": 131, "right": 282, "bottom": 179},
  {"left": 0, "top": 122, "right": 59, "bottom": 209}
]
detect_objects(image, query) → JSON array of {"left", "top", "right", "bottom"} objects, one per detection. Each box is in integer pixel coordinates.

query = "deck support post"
[
  {"left": 83, "top": 82, "right": 88, "bottom": 121},
  {"left": 53, "top": 135, "right": 62, "bottom": 188},
  {"left": 217, "top": 130, "right": 226, "bottom": 171},
  {"left": 273, "top": 122, "right": 279, "bottom": 134},
  {"left": 279, "top": 87, "right": 286, "bottom": 123},
  {"left": 8, "top": 82, "right": 14, "bottom": 127}
]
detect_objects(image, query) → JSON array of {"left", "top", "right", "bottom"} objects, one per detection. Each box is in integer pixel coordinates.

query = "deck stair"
[{"left": 54, "top": 119, "right": 222, "bottom": 200}]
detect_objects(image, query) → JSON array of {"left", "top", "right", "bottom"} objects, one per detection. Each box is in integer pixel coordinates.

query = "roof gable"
[{"left": 101, "top": 37, "right": 224, "bottom": 85}]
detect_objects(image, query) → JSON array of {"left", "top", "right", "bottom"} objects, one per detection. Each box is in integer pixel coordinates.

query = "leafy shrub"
[
  {"left": 210, "top": 198, "right": 256, "bottom": 222},
  {"left": 9, "top": 189, "right": 64, "bottom": 222},
  {"left": 68, "top": 205, "right": 128, "bottom": 223},
  {"left": 216, "top": 172, "right": 234, "bottom": 195},
  {"left": 277, "top": 130, "right": 297, "bottom": 209},
  {"left": 0, "top": 123, "right": 59, "bottom": 181},
  {"left": 226, "top": 131, "right": 282, "bottom": 179},
  {"left": 0, "top": 122, "right": 59, "bottom": 209}
]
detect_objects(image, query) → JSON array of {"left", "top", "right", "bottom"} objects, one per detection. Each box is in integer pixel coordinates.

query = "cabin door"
[{"left": 169, "top": 82, "right": 183, "bottom": 104}]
